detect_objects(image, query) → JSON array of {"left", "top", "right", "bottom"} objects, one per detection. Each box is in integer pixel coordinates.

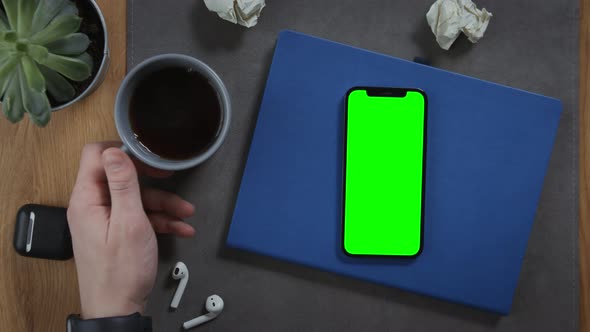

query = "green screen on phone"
[{"left": 343, "top": 88, "right": 426, "bottom": 257}]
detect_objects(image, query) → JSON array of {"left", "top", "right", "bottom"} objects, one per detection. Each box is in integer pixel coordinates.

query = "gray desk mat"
[{"left": 127, "top": 1, "right": 579, "bottom": 331}]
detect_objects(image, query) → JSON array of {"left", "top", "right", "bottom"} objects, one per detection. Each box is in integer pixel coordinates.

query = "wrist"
[
  {"left": 81, "top": 299, "right": 145, "bottom": 320},
  {"left": 67, "top": 312, "right": 152, "bottom": 332}
]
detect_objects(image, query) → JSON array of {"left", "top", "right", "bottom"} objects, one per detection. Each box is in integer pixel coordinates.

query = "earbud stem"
[
  {"left": 170, "top": 278, "right": 187, "bottom": 309},
  {"left": 183, "top": 313, "right": 217, "bottom": 329}
]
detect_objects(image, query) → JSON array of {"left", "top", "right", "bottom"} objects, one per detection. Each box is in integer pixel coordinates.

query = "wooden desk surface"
[
  {"left": 0, "top": 0, "right": 125, "bottom": 331},
  {"left": 0, "top": 0, "right": 587, "bottom": 331}
]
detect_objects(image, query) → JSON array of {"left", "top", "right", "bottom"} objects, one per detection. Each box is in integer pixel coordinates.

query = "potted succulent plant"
[{"left": 0, "top": 0, "right": 109, "bottom": 127}]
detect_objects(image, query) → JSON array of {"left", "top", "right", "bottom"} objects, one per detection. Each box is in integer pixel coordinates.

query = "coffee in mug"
[
  {"left": 129, "top": 67, "right": 222, "bottom": 160},
  {"left": 114, "top": 54, "right": 231, "bottom": 171}
]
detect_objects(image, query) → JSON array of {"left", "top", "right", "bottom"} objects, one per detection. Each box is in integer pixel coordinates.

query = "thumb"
[{"left": 102, "top": 148, "right": 143, "bottom": 215}]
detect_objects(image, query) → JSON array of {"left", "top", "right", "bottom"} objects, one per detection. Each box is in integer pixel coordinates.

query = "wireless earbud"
[
  {"left": 170, "top": 262, "right": 189, "bottom": 309},
  {"left": 183, "top": 294, "right": 224, "bottom": 330}
]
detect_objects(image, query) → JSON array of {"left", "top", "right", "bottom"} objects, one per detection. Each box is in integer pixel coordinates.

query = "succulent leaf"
[
  {"left": 29, "top": 104, "right": 50, "bottom": 126},
  {"left": 30, "top": 0, "right": 72, "bottom": 35},
  {"left": 43, "top": 52, "right": 91, "bottom": 82},
  {"left": 39, "top": 65, "right": 74, "bottom": 102},
  {"left": 17, "top": 0, "right": 39, "bottom": 38},
  {"left": 0, "top": 49, "right": 9, "bottom": 65},
  {"left": 0, "top": 70, "right": 14, "bottom": 98},
  {"left": 27, "top": 44, "right": 48, "bottom": 62},
  {"left": 21, "top": 55, "right": 44, "bottom": 93},
  {"left": 45, "top": 33, "right": 89, "bottom": 56},
  {"left": 0, "top": 55, "right": 18, "bottom": 79},
  {"left": 0, "top": 30, "right": 16, "bottom": 42},
  {"left": 55, "top": 1, "right": 78, "bottom": 19},
  {"left": 1, "top": 0, "right": 18, "bottom": 30},
  {"left": 76, "top": 52, "right": 93, "bottom": 69},
  {"left": 30, "top": 14, "right": 81, "bottom": 46},
  {"left": 0, "top": 8, "right": 9, "bottom": 31},
  {"left": 18, "top": 64, "right": 51, "bottom": 126},
  {"left": 2, "top": 71, "right": 24, "bottom": 123},
  {"left": 0, "top": 42, "right": 13, "bottom": 50}
]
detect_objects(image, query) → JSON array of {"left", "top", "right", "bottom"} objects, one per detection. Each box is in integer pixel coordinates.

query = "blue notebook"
[{"left": 227, "top": 30, "right": 562, "bottom": 314}]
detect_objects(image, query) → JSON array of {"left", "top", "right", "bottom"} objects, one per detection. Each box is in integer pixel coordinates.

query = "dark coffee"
[{"left": 129, "top": 67, "right": 222, "bottom": 160}]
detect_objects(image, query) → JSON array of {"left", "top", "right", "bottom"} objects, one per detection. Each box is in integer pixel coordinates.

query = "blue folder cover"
[{"left": 227, "top": 30, "right": 562, "bottom": 314}]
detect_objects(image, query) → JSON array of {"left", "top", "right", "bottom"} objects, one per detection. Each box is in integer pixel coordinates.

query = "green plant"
[{"left": 0, "top": 0, "right": 93, "bottom": 127}]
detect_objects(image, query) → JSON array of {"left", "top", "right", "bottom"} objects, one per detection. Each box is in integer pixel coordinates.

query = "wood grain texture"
[
  {"left": 0, "top": 1, "right": 125, "bottom": 331},
  {"left": 582, "top": 0, "right": 590, "bottom": 330}
]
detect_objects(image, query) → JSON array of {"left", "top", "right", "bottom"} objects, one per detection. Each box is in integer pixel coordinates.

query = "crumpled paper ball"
[
  {"left": 204, "top": 0, "right": 266, "bottom": 28},
  {"left": 426, "top": 0, "right": 492, "bottom": 50}
]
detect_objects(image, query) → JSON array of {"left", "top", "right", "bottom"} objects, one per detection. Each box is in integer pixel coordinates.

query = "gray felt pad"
[{"left": 127, "top": 1, "right": 579, "bottom": 331}]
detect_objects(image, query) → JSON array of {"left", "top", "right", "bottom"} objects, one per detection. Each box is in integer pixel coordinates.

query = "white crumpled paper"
[
  {"left": 204, "top": 0, "right": 266, "bottom": 28},
  {"left": 426, "top": 0, "right": 492, "bottom": 50}
]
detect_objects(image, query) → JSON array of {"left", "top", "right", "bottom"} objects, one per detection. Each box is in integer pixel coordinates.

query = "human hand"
[{"left": 67, "top": 142, "right": 195, "bottom": 319}]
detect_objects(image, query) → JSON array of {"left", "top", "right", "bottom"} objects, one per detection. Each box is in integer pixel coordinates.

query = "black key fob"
[{"left": 13, "top": 204, "right": 73, "bottom": 260}]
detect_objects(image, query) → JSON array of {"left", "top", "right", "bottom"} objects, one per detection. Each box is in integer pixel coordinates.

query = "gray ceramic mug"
[{"left": 114, "top": 54, "right": 231, "bottom": 170}]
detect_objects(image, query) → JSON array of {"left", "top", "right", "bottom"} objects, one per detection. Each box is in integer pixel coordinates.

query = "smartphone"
[{"left": 343, "top": 87, "right": 427, "bottom": 257}]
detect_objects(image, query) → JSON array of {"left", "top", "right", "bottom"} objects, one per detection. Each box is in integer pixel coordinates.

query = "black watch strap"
[{"left": 66, "top": 312, "right": 152, "bottom": 332}]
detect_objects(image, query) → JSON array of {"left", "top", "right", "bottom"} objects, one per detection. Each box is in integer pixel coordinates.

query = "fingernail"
[{"left": 103, "top": 151, "right": 123, "bottom": 171}]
